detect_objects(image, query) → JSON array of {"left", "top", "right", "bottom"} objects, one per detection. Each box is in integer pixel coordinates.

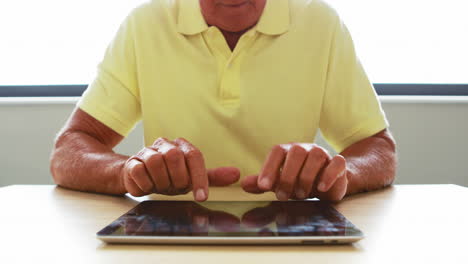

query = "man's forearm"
[
  {"left": 341, "top": 130, "right": 397, "bottom": 195},
  {"left": 50, "top": 131, "right": 128, "bottom": 195}
]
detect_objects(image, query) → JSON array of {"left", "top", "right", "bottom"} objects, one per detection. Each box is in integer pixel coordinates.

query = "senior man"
[{"left": 50, "top": 0, "right": 397, "bottom": 202}]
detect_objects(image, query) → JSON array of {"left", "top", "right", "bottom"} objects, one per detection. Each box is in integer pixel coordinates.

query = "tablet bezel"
[{"left": 97, "top": 235, "right": 364, "bottom": 244}]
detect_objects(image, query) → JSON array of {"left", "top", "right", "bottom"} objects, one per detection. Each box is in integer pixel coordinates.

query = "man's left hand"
[{"left": 241, "top": 143, "right": 348, "bottom": 201}]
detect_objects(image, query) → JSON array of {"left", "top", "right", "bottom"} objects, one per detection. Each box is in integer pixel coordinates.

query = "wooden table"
[{"left": 1, "top": 184, "right": 467, "bottom": 263}]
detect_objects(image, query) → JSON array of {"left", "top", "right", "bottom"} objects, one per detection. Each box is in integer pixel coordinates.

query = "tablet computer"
[{"left": 97, "top": 200, "right": 364, "bottom": 244}]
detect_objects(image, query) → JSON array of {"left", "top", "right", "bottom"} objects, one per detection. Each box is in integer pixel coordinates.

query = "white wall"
[{"left": 1, "top": 97, "right": 467, "bottom": 187}]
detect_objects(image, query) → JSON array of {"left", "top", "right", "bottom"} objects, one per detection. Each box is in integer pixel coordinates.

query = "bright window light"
[
  {"left": 329, "top": 0, "right": 468, "bottom": 84},
  {"left": 0, "top": 0, "right": 147, "bottom": 85},
  {"left": 0, "top": 0, "right": 467, "bottom": 85}
]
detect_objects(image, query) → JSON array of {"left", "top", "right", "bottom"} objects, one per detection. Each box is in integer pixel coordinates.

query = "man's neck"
[{"left": 219, "top": 27, "right": 251, "bottom": 52}]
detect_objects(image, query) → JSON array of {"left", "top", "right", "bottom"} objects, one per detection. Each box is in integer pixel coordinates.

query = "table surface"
[{"left": 1, "top": 184, "right": 467, "bottom": 264}]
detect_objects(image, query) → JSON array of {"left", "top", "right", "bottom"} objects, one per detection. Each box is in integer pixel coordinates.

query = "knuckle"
[
  {"left": 152, "top": 137, "right": 167, "bottom": 146},
  {"left": 146, "top": 152, "right": 163, "bottom": 168},
  {"left": 334, "top": 154, "right": 346, "bottom": 165},
  {"left": 165, "top": 148, "right": 183, "bottom": 162},
  {"left": 330, "top": 155, "right": 346, "bottom": 172},
  {"left": 186, "top": 149, "right": 202, "bottom": 160},
  {"left": 140, "top": 147, "right": 156, "bottom": 160},
  {"left": 309, "top": 146, "right": 329, "bottom": 162},
  {"left": 279, "top": 143, "right": 292, "bottom": 152},
  {"left": 133, "top": 162, "right": 145, "bottom": 175},
  {"left": 291, "top": 144, "right": 307, "bottom": 155},
  {"left": 133, "top": 149, "right": 145, "bottom": 161},
  {"left": 129, "top": 162, "right": 144, "bottom": 178}
]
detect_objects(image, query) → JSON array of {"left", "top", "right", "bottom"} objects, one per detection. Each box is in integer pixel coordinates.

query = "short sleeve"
[
  {"left": 77, "top": 11, "right": 141, "bottom": 137},
  {"left": 319, "top": 17, "right": 389, "bottom": 153}
]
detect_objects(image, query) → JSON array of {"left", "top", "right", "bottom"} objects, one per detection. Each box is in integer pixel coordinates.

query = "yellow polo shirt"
[{"left": 78, "top": 0, "right": 388, "bottom": 181}]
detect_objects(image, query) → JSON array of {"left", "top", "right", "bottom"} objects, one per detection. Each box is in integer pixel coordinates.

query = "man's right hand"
[{"left": 121, "top": 137, "right": 240, "bottom": 201}]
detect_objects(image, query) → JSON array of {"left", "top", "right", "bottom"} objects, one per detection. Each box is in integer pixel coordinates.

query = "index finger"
[
  {"left": 174, "top": 138, "right": 208, "bottom": 202},
  {"left": 257, "top": 144, "right": 287, "bottom": 191}
]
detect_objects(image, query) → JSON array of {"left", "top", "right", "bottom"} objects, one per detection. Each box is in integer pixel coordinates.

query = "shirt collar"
[
  {"left": 256, "top": 0, "right": 290, "bottom": 35},
  {"left": 177, "top": 0, "right": 290, "bottom": 36}
]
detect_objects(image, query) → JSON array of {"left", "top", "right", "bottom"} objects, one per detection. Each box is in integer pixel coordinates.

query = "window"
[
  {"left": 0, "top": 0, "right": 467, "bottom": 95},
  {"left": 0, "top": 0, "right": 147, "bottom": 86},
  {"left": 329, "top": 0, "right": 468, "bottom": 84}
]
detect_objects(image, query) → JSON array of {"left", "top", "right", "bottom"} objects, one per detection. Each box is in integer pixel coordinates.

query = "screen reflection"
[{"left": 98, "top": 201, "right": 361, "bottom": 237}]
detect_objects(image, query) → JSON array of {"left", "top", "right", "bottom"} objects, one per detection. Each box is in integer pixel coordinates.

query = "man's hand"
[
  {"left": 122, "top": 137, "right": 240, "bottom": 201},
  {"left": 241, "top": 143, "right": 348, "bottom": 201}
]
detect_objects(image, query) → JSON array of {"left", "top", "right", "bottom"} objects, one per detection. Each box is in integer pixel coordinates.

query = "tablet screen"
[{"left": 97, "top": 201, "right": 363, "bottom": 237}]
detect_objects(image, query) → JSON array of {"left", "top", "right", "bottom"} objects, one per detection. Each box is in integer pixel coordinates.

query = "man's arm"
[
  {"left": 51, "top": 108, "right": 240, "bottom": 198},
  {"left": 342, "top": 129, "right": 397, "bottom": 195},
  {"left": 50, "top": 108, "right": 128, "bottom": 195}
]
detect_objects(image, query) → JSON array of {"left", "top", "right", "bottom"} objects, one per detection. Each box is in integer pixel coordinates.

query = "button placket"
[
  {"left": 220, "top": 30, "right": 257, "bottom": 103},
  {"left": 203, "top": 26, "right": 257, "bottom": 105}
]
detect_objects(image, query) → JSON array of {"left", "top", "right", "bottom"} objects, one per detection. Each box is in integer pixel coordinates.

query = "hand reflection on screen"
[
  {"left": 109, "top": 201, "right": 348, "bottom": 237},
  {"left": 121, "top": 202, "right": 240, "bottom": 236},
  {"left": 241, "top": 202, "right": 347, "bottom": 236}
]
